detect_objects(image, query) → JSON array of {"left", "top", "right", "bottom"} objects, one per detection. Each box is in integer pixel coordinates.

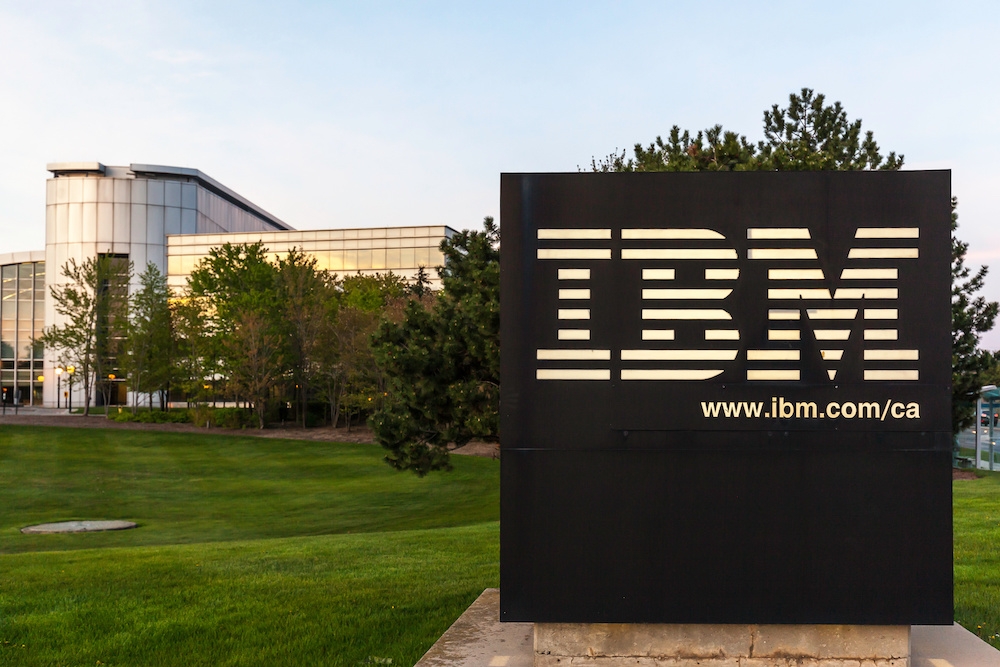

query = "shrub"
[
  {"left": 212, "top": 407, "right": 257, "bottom": 429},
  {"left": 188, "top": 405, "right": 257, "bottom": 429},
  {"left": 111, "top": 409, "right": 190, "bottom": 424}
]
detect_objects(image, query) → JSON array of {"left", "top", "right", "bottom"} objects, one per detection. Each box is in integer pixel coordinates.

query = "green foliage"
[
  {"left": 37, "top": 255, "right": 130, "bottom": 416},
  {"left": 371, "top": 218, "right": 500, "bottom": 475},
  {"left": 170, "top": 293, "right": 216, "bottom": 406},
  {"left": 952, "top": 199, "right": 999, "bottom": 432},
  {"left": 757, "top": 88, "right": 903, "bottom": 170},
  {"left": 187, "top": 242, "right": 281, "bottom": 334},
  {"left": 594, "top": 125, "right": 758, "bottom": 173},
  {"left": 276, "top": 249, "right": 338, "bottom": 427},
  {"left": 185, "top": 405, "right": 259, "bottom": 429},
  {"left": 122, "top": 262, "right": 173, "bottom": 411},
  {"left": 186, "top": 242, "right": 285, "bottom": 427},
  {"left": 340, "top": 272, "right": 408, "bottom": 312},
  {"left": 111, "top": 409, "right": 190, "bottom": 424},
  {"left": 590, "top": 87, "right": 902, "bottom": 173},
  {"left": 179, "top": 243, "right": 408, "bottom": 430},
  {"left": 225, "top": 309, "right": 284, "bottom": 429}
]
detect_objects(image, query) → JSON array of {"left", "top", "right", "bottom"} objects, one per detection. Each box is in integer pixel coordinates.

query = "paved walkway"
[{"left": 415, "top": 589, "right": 1000, "bottom": 667}]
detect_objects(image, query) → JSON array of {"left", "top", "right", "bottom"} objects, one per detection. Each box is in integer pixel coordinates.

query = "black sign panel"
[{"left": 500, "top": 171, "right": 952, "bottom": 624}]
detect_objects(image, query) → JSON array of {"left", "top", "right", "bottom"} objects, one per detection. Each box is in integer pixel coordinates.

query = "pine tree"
[
  {"left": 370, "top": 217, "right": 499, "bottom": 475},
  {"left": 951, "top": 199, "right": 998, "bottom": 432},
  {"left": 590, "top": 88, "right": 902, "bottom": 173}
]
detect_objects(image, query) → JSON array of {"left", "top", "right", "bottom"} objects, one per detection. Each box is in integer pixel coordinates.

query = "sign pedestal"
[{"left": 534, "top": 623, "right": 909, "bottom": 666}]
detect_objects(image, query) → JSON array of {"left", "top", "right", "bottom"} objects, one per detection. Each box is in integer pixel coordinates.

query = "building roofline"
[
  {"left": 0, "top": 249, "right": 46, "bottom": 266},
  {"left": 46, "top": 162, "right": 106, "bottom": 175},
  {"left": 45, "top": 162, "right": 293, "bottom": 232},
  {"left": 129, "top": 164, "right": 293, "bottom": 231},
  {"left": 164, "top": 224, "right": 461, "bottom": 244}
]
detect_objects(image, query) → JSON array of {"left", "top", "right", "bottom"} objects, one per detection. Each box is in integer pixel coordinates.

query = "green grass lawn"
[
  {"left": 2, "top": 425, "right": 1000, "bottom": 664},
  {"left": 0, "top": 426, "right": 498, "bottom": 554},
  {"left": 0, "top": 425, "right": 499, "bottom": 666},
  {"left": 954, "top": 470, "right": 1000, "bottom": 648},
  {"left": 0, "top": 524, "right": 499, "bottom": 666}
]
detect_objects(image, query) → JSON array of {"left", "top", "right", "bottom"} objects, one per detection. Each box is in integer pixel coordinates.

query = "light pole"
[
  {"left": 108, "top": 374, "right": 116, "bottom": 417},
  {"left": 66, "top": 366, "right": 75, "bottom": 413},
  {"left": 55, "top": 366, "right": 63, "bottom": 410}
]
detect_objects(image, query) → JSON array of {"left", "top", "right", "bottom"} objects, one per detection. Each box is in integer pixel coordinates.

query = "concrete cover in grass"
[{"left": 20, "top": 520, "right": 137, "bottom": 534}]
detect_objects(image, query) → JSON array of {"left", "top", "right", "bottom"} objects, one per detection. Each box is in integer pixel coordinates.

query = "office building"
[{"left": 0, "top": 162, "right": 456, "bottom": 407}]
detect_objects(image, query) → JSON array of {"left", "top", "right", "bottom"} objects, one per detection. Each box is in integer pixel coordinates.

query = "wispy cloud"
[{"left": 149, "top": 49, "right": 208, "bottom": 65}]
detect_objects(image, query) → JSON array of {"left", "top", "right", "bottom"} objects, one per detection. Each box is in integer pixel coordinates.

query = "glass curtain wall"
[
  {"left": 96, "top": 254, "right": 130, "bottom": 406},
  {"left": 0, "top": 262, "right": 45, "bottom": 405}
]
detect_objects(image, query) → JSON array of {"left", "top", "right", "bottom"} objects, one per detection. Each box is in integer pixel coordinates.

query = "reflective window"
[{"left": 0, "top": 261, "right": 46, "bottom": 402}]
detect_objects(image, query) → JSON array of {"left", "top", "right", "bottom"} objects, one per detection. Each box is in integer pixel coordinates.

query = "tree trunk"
[
  {"left": 82, "top": 372, "right": 93, "bottom": 416},
  {"left": 332, "top": 383, "right": 343, "bottom": 429}
]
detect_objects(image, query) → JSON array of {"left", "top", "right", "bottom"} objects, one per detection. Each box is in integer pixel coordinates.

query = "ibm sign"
[{"left": 500, "top": 171, "right": 952, "bottom": 625}]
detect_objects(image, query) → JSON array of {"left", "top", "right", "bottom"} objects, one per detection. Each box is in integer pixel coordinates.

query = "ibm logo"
[{"left": 534, "top": 226, "right": 920, "bottom": 383}]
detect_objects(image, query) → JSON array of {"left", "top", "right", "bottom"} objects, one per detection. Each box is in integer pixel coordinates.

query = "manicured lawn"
[
  {"left": 954, "top": 470, "right": 1000, "bottom": 648},
  {"left": 0, "top": 426, "right": 498, "bottom": 554},
  {"left": 0, "top": 425, "right": 500, "bottom": 666},
  {"left": 0, "top": 523, "right": 499, "bottom": 667}
]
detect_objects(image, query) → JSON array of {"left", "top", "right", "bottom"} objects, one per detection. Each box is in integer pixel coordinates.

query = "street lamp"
[
  {"left": 66, "top": 366, "right": 75, "bottom": 413},
  {"left": 55, "top": 366, "right": 63, "bottom": 410},
  {"left": 108, "top": 374, "right": 116, "bottom": 414}
]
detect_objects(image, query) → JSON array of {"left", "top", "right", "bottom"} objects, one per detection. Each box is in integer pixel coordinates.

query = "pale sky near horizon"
[{"left": 2, "top": 2, "right": 999, "bottom": 346}]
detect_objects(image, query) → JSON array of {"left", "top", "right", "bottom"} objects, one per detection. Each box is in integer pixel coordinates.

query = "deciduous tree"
[
  {"left": 38, "top": 255, "right": 129, "bottom": 416},
  {"left": 123, "top": 263, "right": 173, "bottom": 412},
  {"left": 276, "top": 249, "right": 337, "bottom": 427},
  {"left": 225, "top": 308, "right": 283, "bottom": 429}
]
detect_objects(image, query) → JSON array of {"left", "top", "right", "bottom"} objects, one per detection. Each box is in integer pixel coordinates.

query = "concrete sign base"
[
  {"left": 414, "top": 590, "right": 1000, "bottom": 667},
  {"left": 534, "top": 623, "right": 908, "bottom": 666}
]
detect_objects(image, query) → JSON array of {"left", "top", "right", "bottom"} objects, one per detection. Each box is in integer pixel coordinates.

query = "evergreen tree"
[
  {"left": 590, "top": 88, "right": 902, "bottom": 173},
  {"left": 371, "top": 217, "right": 499, "bottom": 475},
  {"left": 951, "top": 199, "right": 998, "bottom": 432},
  {"left": 757, "top": 88, "right": 903, "bottom": 170}
]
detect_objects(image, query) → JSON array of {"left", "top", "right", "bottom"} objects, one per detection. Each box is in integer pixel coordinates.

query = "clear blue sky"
[{"left": 2, "top": 1, "right": 998, "bottom": 344}]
